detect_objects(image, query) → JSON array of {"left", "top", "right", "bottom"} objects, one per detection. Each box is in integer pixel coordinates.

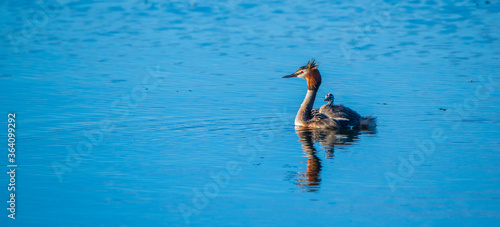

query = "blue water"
[{"left": 1, "top": 0, "right": 500, "bottom": 226}]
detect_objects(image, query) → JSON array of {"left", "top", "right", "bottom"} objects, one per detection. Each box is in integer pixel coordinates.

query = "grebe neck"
[{"left": 295, "top": 89, "right": 318, "bottom": 126}]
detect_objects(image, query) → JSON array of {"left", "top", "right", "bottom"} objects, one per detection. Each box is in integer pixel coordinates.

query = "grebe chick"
[
  {"left": 282, "top": 60, "right": 376, "bottom": 130},
  {"left": 319, "top": 93, "right": 363, "bottom": 129}
]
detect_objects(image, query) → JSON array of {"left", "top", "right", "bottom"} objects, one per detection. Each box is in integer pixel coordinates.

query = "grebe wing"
[
  {"left": 309, "top": 113, "right": 342, "bottom": 129},
  {"left": 311, "top": 108, "right": 319, "bottom": 116},
  {"left": 332, "top": 105, "right": 361, "bottom": 120},
  {"left": 312, "top": 112, "right": 329, "bottom": 120}
]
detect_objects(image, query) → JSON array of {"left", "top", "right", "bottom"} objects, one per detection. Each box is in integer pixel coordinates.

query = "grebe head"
[
  {"left": 324, "top": 93, "right": 334, "bottom": 102},
  {"left": 282, "top": 59, "right": 321, "bottom": 90}
]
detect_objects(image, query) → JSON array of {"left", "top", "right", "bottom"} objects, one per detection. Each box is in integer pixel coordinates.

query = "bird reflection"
[{"left": 294, "top": 128, "right": 362, "bottom": 192}]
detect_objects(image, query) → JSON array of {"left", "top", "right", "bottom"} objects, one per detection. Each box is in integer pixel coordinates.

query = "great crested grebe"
[{"left": 282, "top": 60, "right": 376, "bottom": 130}]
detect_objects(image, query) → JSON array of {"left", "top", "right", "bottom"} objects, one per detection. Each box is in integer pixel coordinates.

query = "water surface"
[{"left": 1, "top": 0, "right": 500, "bottom": 226}]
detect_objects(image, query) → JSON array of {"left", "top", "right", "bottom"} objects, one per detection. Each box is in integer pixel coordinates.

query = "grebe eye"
[{"left": 300, "top": 71, "right": 304, "bottom": 74}]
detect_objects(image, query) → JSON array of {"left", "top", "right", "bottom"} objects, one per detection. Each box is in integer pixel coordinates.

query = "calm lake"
[{"left": 1, "top": 0, "right": 500, "bottom": 226}]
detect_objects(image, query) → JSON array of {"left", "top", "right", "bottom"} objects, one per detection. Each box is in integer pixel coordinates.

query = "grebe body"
[{"left": 282, "top": 60, "right": 376, "bottom": 130}]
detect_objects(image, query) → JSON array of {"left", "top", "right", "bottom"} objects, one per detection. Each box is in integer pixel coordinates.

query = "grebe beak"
[{"left": 282, "top": 72, "right": 299, "bottom": 78}]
